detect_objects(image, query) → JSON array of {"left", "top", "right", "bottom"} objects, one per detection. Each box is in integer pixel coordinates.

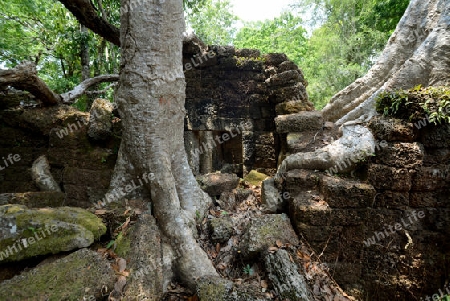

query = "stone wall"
[
  {"left": 0, "top": 38, "right": 312, "bottom": 207},
  {"left": 0, "top": 95, "right": 119, "bottom": 208},
  {"left": 183, "top": 37, "right": 312, "bottom": 176},
  {"left": 282, "top": 116, "right": 450, "bottom": 300}
]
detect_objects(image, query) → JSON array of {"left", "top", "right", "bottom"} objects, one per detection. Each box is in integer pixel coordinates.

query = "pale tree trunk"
[
  {"left": 276, "top": 0, "right": 450, "bottom": 178},
  {"left": 110, "top": 0, "right": 218, "bottom": 290},
  {"left": 322, "top": 0, "right": 450, "bottom": 125}
]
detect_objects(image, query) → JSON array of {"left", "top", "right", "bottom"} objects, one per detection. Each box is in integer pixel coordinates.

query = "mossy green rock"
[
  {"left": 0, "top": 248, "right": 115, "bottom": 300},
  {"left": 240, "top": 214, "right": 299, "bottom": 258},
  {"left": 243, "top": 170, "right": 268, "bottom": 186},
  {"left": 0, "top": 204, "right": 106, "bottom": 262}
]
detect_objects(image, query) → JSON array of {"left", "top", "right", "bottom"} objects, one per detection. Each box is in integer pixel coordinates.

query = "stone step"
[
  {"left": 321, "top": 176, "right": 376, "bottom": 208},
  {"left": 275, "top": 111, "right": 323, "bottom": 134},
  {"left": 282, "top": 169, "right": 322, "bottom": 195}
]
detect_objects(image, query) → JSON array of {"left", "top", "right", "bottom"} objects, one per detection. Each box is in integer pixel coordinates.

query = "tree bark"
[
  {"left": 0, "top": 61, "right": 118, "bottom": 105},
  {"left": 322, "top": 0, "right": 450, "bottom": 125},
  {"left": 0, "top": 61, "right": 61, "bottom": 105},
  {"left": 58, "top": 0, "right": 120, "bottom": 46},
  {"left": 110, "top": 0, "right": 218, "bottom": 290},
  {"left": 276, "top": 0, "right": 450, "bottom": 180}
]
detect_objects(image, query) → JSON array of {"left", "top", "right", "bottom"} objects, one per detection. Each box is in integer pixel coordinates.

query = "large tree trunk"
[
  {"left": 276, "top": 0, "right": 450, "bottom": 178},
  {"left": 111, "top": 0, "right": 218, "bottom": 290},
  {"left": 322, "top": 0, "right": 450, "bottom": 125}
]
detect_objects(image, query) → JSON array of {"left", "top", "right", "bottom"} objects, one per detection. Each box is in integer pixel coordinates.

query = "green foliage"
[
  {"left": 1, "top": 0, "right": 120, "bottom": 107},
  {"left": 105, "top": 239, "right": 115, "bottom": 249},
  {"left": 293, "top": 0, "right": 409, "bottom": 109},
  {"left": 186, "top": 0, "right": 238, "bottom": 45},
  {"left": 376, "top": 86, "right": 450, "bottom": 124},
  {"left": 2, "top": 0, "right": 410, "bottom": 112},
  {"left": 234, "top": 12, "right": 307, "bottom": 66},
  {"left": 242, "top": 264, "right": 254, "bottom": 276}
]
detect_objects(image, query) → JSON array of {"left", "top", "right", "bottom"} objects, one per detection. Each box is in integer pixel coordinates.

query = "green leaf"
[{"left": 106, "top": 240, "right": 115, "bottom": 249}]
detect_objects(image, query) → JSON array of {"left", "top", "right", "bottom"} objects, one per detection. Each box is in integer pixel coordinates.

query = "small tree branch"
[
  {"left": 85, "top": 82, "right": 118, "bottom": 96},
  {"left": 0, "top": 62, "right": 118, "bottom": 106},
  {"left": 61, "top": 74, "right": 119, "bottom": 104},
  {"left": 0, "top": 61, "right": 61, "bottom": 105}
]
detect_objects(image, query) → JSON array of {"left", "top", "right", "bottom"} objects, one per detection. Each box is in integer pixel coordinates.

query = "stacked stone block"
[{"left": 282, "top": 116, "right": 450, "bottom": 300}]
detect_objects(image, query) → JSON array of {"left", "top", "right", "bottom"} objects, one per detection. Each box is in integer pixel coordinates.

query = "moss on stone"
[
  {"left": 376, "top": 85, "right": 450, "bottom": 124},
  {"left": 12, "top": 206, "right": 106, "bottom": 239},
  {"left": 197, "top": 278, "right": 228, "bottom": 301},
  {"left": 114, "top": 230, "right": 132, "bottom": 257},
  {"left": 244, "top": 170, "right": 269, "bottom": 186},
  {"left": 0, "top": 248, "right": 115, "bottom": 300},
  {"left": 0, "top": 205, "right": 106, "bottom": 262}
]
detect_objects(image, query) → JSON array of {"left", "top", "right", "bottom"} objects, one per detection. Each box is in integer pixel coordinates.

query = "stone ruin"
[
  {"left": 0, "top": 36, "right": 449, "bottom": 300},
  {"left": 182, "top": 35, "right": 313, "bottom": 177}
]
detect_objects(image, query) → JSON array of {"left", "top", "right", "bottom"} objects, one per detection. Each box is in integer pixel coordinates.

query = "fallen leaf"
[
  {"left": 268, "top": 246, "right": 278, "bottom": 253},
  {"left": 95, "top": 209, "right": 107, "bottom": 215},
  {"left": 111, "top": 263, "right": 119, "bottom": 273},
  {"left": 215, "top": 243, "right": 221, "bottom": 253},
  {"left": 188, "top": 295, "right": 199, "bottom": 301},
  {"left": 264, "top": 292, "right": 274, "bottom": 298},
  {"left": 260, "top": 280, "right": 268, "bottom": 288},
  {"left": 97, "top": 248, "right": 108, "bottom": 254},
  {"left": 297, "top": 249, "right": 311, "bottom": 261},
  {"left": 121, "top": 217, "right": 131, "bottom": 233},
  {"left": 276, "top": 240, "right": 283, "bottom": 248},
  {"left": 118, "top": 271, "right": 130, "bottom": 277}
]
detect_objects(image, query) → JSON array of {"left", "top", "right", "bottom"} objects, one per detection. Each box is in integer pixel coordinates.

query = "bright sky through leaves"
[{"left": 228, "top": 0, "right": 295, "bottom": 23}]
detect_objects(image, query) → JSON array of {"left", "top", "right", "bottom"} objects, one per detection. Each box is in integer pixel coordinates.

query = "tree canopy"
[{"left": 0, "top": 0, "right": 410, "bottom": 109}]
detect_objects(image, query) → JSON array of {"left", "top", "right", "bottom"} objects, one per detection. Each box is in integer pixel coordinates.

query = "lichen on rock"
[
  {"left": 0, "top": 248, "right": 115, "bottom": 300},
  {"left": 0, "top": 204, "right": 106, "bottom": 262}
]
